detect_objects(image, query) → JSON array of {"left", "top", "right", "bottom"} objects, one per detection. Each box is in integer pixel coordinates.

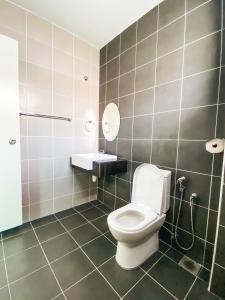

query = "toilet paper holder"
[{"left": 206, "top": 138, "right": 224, "bottom": 154}]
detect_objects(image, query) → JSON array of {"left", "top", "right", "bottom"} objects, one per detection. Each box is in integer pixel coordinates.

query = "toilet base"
[{"left": 115, "top": 232, "right": 159, "bottom": 270}]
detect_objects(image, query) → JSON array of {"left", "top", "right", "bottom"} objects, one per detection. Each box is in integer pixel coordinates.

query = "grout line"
[
  {"left": 54, "top": 214, "right": 121, "bottom": 298},
  {"left": 183, "top": 276, "right": 198, "bottom": 300},
  {"left": 1, "top": 233, "right": 13, "bottom": 300},
  {"left": 31, "top": 223, "right": 67, "bottom": 299}
]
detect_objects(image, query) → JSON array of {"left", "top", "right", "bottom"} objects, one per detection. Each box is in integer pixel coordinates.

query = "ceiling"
[{"left": 10, "top": 0, "right": 164, "bottom": 48}]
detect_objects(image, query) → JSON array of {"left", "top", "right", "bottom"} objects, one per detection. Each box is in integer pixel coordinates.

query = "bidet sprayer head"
[{"left": 177, "top": 176, "right": 186, "bottom": 192}]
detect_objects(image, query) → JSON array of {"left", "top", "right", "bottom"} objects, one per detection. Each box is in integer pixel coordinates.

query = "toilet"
[{"left": 107, "top": 163, "right": 171, "bottom": 270}]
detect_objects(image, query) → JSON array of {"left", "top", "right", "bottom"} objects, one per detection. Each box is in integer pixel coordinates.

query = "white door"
[{"left": 0, "top": 34, "right": 22, "bottom": 231}]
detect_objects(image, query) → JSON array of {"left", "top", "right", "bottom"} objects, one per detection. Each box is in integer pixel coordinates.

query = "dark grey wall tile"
[
  {"left": 119, "top": 71, "right": 135, "bottom": 97},
  {"left": 184, "top": 32, "right": 221, "bottom": 76},
  {"left": 159, "top": 0, "right": 185, "bottom": 29},
  {"left": 180, "top": 106, "right": 217, "bottom": 140},
  {"left": 104, "top": 191, "right": 115, "bottom": 210},
  {"left": 120, "top": 47, "right": 136, "bottom": 75},
  {"left": 178, "top": 141, "right": 213, "bottom": 174},
  {"left": 118, "top": 118, "right": 132, "bottom": 139},
  {"left": 153, "top": 111, "right": 179, "bottom": 139},
  {"left": 207, "top": 210, "right": 218, "bottom": 243},
  {"left": 176, "top": 170, "right": 210, "bottom": 208},
  {"left": 99, "top": 84, "right": 106, "bottom": 102},
  {"left": 220, "top": 186, "right": 225, "bottom": 226},
  {"left": 99, "top": 103, "right": 105, "bottom": 120},
  {"left": 158, "top": 17, "right": 184, "bottom": 57},
  {"left": 132, "top": 140, "right": 151, "bottom": 163},
  {"left": 152, "top": 140, "right": 177, "bottom": 168},
  {"left": 156, "top": 49, "right": 183, "bottom": 84},
  {"left": 220, "top": 67, "right": 225, "bottom": 103},
  {"left": 104, "top": 176, "right": 115, "bottom": 195},
  {"left": 182, "top": 69, "right": 220, "bottom": 108},
  {"left": 117, "top": 139, "right": 132, "bottom": 160},
  {"left": 186, "top": 0, "right": 208, "bottom": 12},
  {"left": 106, "top": 78, "right": 118, "bottom": 100},
  {"left": 105, "top": 140, "right": 116, "bottom": 155},
  {"left": 135, "top": 62, "right": 155, "bottom": 91},
  {"left": 222, "top": 29, "right": 225, "bottom": 66},
  {"left": 134, "top": 89, "right": 154, "bottom": 116},
  {"left": 210, "top": 177, "right": 221, "bottom": 211},
  {"left": 211, "top": 264, "right": 225, "bottom": 299},
  {"left": 107, "top": 35, "right": 120, "bottom": 62},
  {"left": 119, "top": 94, "right": 134, "bottom": 118},
  {"left": 121, "top": 22, "right": 137, "bottom": 52},
  {"left": 136, "top": 34, "right": 157, "bottom": 67},
  {"left": 186, "top": 0, "right": 222, "bottom": 44},
  {"left": 137, "top": 6, "right": 158, "bottom": 42},
  {"left": 107, "top": 57, "right": 119, "bottom": 81},
  {"left": 215, "top": 225, "right": 225, "bottom": 268},
  {"left": 100, "top": 46, "right": 106, "bottom": 66},
  {"left": 155, "top": 80, "right": 181, "bottom": 112},
  {"left": 116, "top": 178, "right": 131, "bottom": 201},
  {"left": 133, "top": 115, "right": 152, "bottom": 139},
  {"left": 100, "top": 65, "right": 106, "bottom": 85},
  {"left": 216, "top": 104, "right": 225, "bottom": 137}
]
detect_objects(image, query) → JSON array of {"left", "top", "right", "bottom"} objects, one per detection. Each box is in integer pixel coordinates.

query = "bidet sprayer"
[{"left": 177, "top": 176, "right": 186, "bottom": 192}]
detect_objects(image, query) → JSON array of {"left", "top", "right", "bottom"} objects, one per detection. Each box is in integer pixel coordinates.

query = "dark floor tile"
[
  {"left": 159, "top": 0, "right": 185, "bottom": 29},
  {"left": 141, "top": 251, "right": 163, "bottom": 272},
  {"left": 51, "top": 249, "right": 94, "bottom": 290},
  {"left": 0, "top": 287, "right": 10, "bottom": 300},
  {"left": 166, "top": 248, "right": 183, "bottom": 263},
  {"left": 104, "top": 232, "right": 117, "bottom": 245},
  {"left": 92, "top": 215, "right": 109, "bottom": 234},
  {"left": 96, "top": 204, "right": 113, "bottom": 214},
  {"left": 35, "top": 221, "right": 65, "bottom": 242},
  {"left": 187, "top": 278, "right": 220, "bottom": 300},
  {"left": 215, "top": 226, "right": 225, "bottom": 268},
  {"left": 99, "top": 256, "right": 144, "bottom": 296},
  {"left": 186, "top": 0, "right": 221, "bottom": 44},
  {"left": 211, "top": 264, "right": 225, "bottom": 299},
  {"left": 81, "top": 207, "right": 105, "bottom": 221},
  {"left": 70, "top": 223, "right": 101, "bottom": 246},
  {"left": 0, "top": 261, "right": 7, "bottom": 288},
  {"left": 31, "top": 215, "right": 56, "bottom": 228},
  {"left": 3, "top": 230, "right": 38, "bottom": 258},
  {"left": 6, "top": 245, "right": 46, "bottom": 283},
  {"left": 159, "top": 240, "right": 171, "bottom": 253},
  {"left": 82, "top": 236, "right": 116, "bottom": 267},
  {"left": 199, "top": 267, "right": 210, "bottom": 283},
  {"left": 75, "top": 202, "right": 95, "bottom": 212},
  {"left": 124, "top": 275, "right": 175, "bottom": 300},
  {"left": 10, "top": 266, "right": 61, "bottom": 300},
  {"left": 91, "top": 200, "right": 102, "bottom": 206},
  {"left": 42, "top": 233, "right": 78, "bottom": 262},
  {"left": 149, "top": 256, "right": 195, "bottom": 299},
  {"left": 60, "top": 214, "right": 86, "bottom": 231},
  {"left": 2, "top": 223, "right": 32, "bottom": 239},
  {"left": 55, "top": 208, "right": 76, "bottom": 219},
  {"left": 65, "top": 270, "right": 119, "bottom": 300},
  {"left": 137, "top": 7, "right": 158, "bottom": 42},
  {"left": 116, "top": 178, "right": 131, "bottom": 201}
]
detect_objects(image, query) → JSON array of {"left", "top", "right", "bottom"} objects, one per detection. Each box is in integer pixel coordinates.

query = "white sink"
[{"left": 71, "top": 153, "right": 117, "bottom": 170}]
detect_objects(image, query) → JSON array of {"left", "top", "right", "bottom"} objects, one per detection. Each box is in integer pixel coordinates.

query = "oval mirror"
[{"left": 102, "top": 103, "right": 120, "bottom": 141}]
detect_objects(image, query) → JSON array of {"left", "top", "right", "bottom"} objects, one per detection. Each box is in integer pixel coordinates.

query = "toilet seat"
[{"left": 108, "top": 203, "right": 158, "bottom": 233}]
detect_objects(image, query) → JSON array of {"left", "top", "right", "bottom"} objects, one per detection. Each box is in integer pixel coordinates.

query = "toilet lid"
[{"left": 131, "top": 164, "right": 164, "bottom": 214}]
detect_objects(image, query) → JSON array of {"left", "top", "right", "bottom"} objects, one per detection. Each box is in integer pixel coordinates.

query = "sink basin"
[{"left": 71, "top": 153, "right": 117, "bottom": 170}]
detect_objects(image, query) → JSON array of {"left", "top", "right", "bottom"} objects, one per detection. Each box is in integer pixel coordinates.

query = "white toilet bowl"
[{"left": 107, "top": 164, "right": 171, "bottom": 270}]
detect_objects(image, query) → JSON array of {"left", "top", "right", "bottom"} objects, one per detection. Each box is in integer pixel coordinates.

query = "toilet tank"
[{"left": 131, "top": 164, "right": 171, "bottom": 215}]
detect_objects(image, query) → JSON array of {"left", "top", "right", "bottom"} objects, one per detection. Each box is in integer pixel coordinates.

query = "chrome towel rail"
[{"left": 19, "top": 112, "right": 71, "bottom": 122}]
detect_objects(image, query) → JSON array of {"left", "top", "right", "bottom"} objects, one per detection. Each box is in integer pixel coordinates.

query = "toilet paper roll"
[{"left": 206, "top": 138, "right": 224, "bottom": 153}]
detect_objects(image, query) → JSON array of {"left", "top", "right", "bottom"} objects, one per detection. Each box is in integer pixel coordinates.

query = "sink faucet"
[{"left": 99, "top": 149, "right": 105, "bottom": 154}]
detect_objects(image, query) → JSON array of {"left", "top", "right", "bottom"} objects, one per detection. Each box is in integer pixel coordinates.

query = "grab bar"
[{"left": 19, "top": 112, "right": 71, "bottom": 122}]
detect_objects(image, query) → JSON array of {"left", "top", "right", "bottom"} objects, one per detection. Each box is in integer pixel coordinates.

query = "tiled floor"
[{"left": 0, "top": 200, "right": 221, "bottom": 300}]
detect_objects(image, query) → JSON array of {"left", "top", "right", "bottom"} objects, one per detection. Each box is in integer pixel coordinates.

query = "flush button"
[{"left": 9, "top": 139, "right": 16, "bottom": 145}]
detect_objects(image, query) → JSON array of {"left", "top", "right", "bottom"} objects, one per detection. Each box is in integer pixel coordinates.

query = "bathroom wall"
[
  {"left": 98, "top": 0, "right": 225, "bottom": 277},
  {"left": 0, "top": 0, "right": 99, "bottom": 222},
  {"left": 211, "top": 172, "right": 225, "bottom": 298}
]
